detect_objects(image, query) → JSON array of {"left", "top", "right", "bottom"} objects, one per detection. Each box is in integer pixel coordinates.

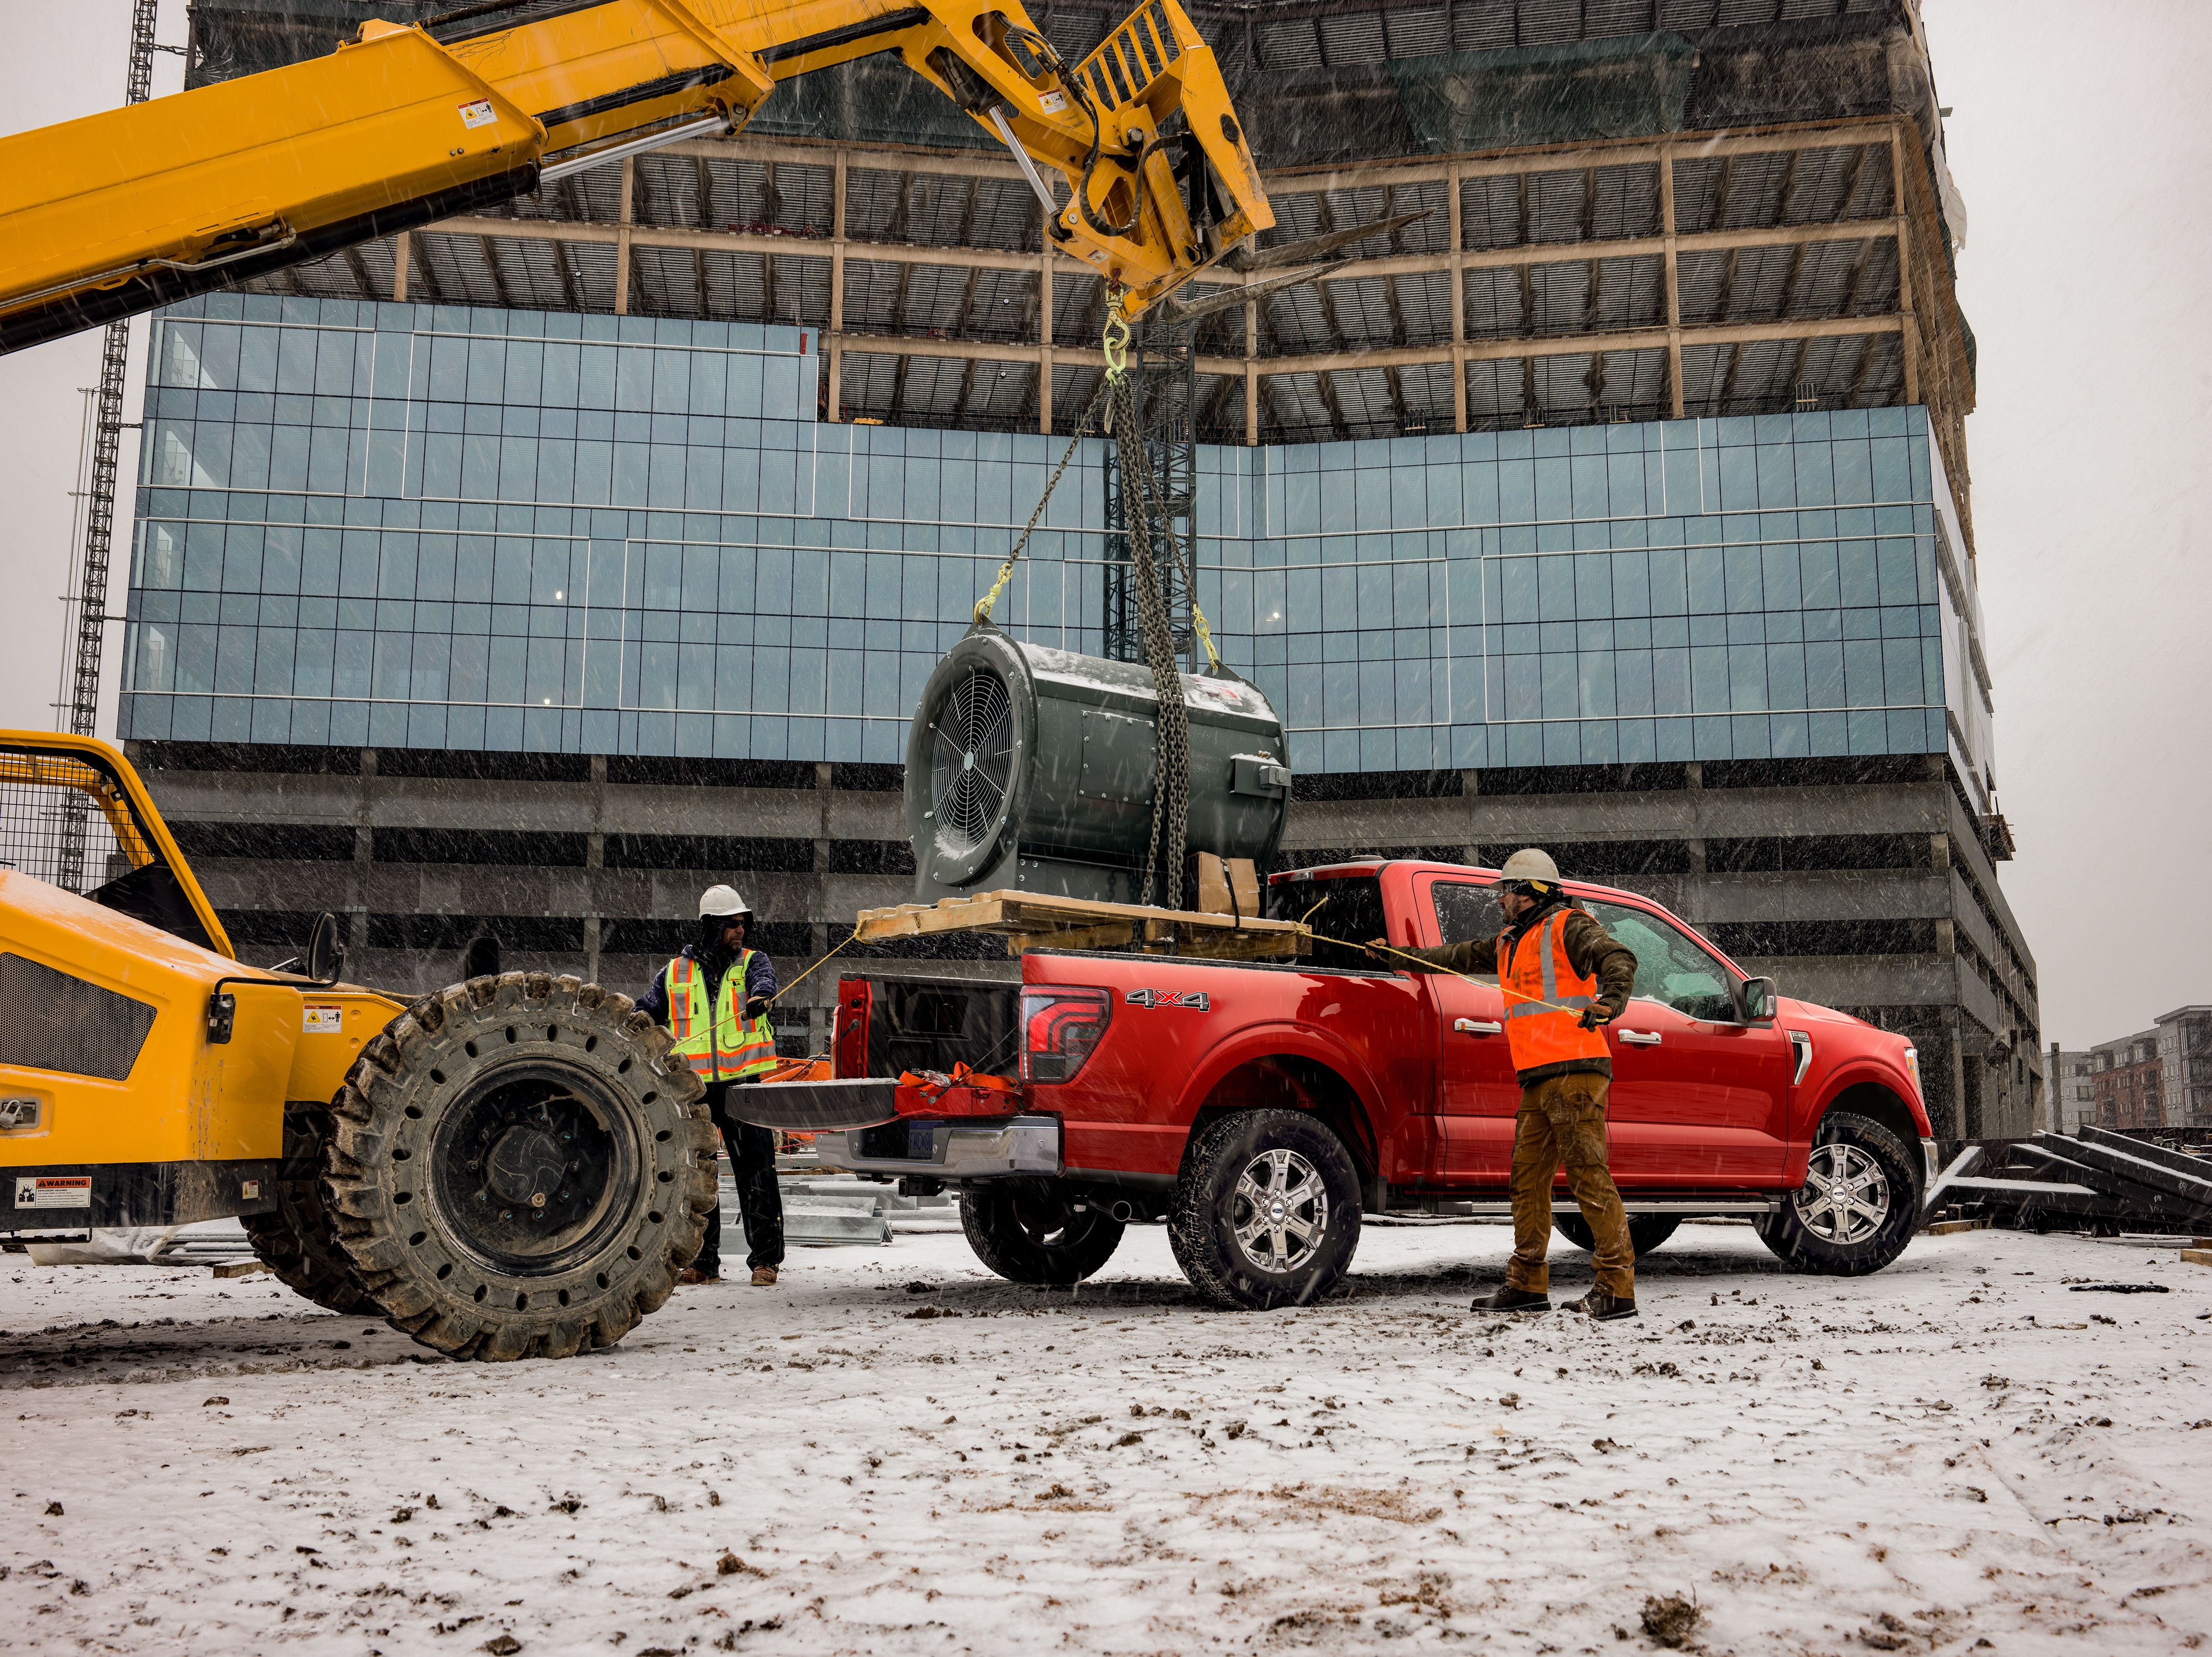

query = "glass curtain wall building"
[{"left": 124, "top": 296, "right": 1983, "bottom": 785}]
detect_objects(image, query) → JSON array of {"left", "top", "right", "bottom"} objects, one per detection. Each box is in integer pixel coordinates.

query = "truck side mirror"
[
  {"left": 1738, "top": 975, "right": 1778, "bottom": 1024},
  {"left": 304, "top": 911, "right": 345, "bottom": 986}
]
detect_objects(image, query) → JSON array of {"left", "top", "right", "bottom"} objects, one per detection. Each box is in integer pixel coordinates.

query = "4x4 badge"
[{"left": 1127, "top": 988, "right": 1209, "bottom": 1010}]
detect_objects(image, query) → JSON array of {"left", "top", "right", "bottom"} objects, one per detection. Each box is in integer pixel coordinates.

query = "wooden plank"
[
  {"left": 1003, "top": 921, "right": 1136, "bottom": 955},
  {"left": 855, "top": 888, "right": 1306, "bottom": 950}
]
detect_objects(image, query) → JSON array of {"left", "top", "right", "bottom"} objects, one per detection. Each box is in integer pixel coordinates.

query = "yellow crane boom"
[{"left": 0, "top": 0, "right": 1273, "bottom": 355}]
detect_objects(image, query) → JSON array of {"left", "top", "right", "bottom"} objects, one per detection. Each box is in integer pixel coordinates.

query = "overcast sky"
[{"left": 1, "top": 2, "right": 2205, "bottom": 1049}]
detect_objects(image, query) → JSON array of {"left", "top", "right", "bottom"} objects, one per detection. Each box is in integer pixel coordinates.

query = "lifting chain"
[{"left": 972, "top": 298, "right": 1225, "bottom": 910}]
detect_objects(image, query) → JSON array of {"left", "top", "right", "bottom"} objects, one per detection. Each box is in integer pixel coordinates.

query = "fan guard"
[{"left": 925, "top": 663, "right": 1016, "bottom": 858}]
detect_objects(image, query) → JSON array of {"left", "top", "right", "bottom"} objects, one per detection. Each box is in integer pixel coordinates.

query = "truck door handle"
[
  {"left": 1616, "top": 1029, "right": 1662, "bottom": 1046},
  {"left": 1454, "top": 1018, "right": 1502, "bottom": 1035}
]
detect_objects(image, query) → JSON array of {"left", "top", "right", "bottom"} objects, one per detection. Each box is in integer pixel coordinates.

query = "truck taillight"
[{"left": 1021, "top": 987, "right": 1110, "bottom": 1085}]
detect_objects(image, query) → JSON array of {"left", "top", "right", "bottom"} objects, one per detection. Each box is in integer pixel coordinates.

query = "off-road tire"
[
  {"left": 1168, "top": 1109, "right": 1362, "bottom": 1310},
  {"left": 1553, "top": 1212, "right": 1682, "bottom": 1259},
  {"left": 321, "top": 972, "right": 717, "bottom": 1361},
  {"left": 244, "top": 1112, "right": 374, "bottom": 1314},
  {"left": 1755, "top": 1109, "right": 1921, "bottom": 1276},
  {"left": 961, "top": 1181, "right": 1125, "bottom": 1285}
]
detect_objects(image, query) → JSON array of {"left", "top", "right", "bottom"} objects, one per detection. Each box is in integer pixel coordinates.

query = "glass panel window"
[
  {"left": 1431, "top": 879, "right": 1503, "bottom": 980},
  {"left": 1583, "top": 899, "right": 1735, "bottom": 1022}
]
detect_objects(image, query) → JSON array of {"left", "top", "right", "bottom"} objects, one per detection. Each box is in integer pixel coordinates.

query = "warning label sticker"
[
  {"left": 1038, "top": 90, "right": 1068, "bottom": 113},
  {"left": 15, "top": 1176, "right": 91, "bottom": 1210},
  {"left": 458, "top": 97, "right": 497, "bottom": 129},
  {"left": 303, "top": 1005, "right": 343, "bottom": 1034}
]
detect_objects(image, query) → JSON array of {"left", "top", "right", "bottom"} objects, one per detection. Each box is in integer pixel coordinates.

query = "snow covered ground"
[{"left": 3, "top": 1219, "right": 2209, "bottom": 1655}]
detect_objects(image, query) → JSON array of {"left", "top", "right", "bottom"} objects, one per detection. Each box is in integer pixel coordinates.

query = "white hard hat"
[
  {"left": 1498, "top": 848, "right": 1561, "bottom": 888},
  {"left": 698, "top": 884, "right": 752, "bottom": 918}
]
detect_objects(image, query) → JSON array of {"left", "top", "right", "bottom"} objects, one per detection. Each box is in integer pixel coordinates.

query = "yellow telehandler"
[{"left": 1, "top": 730, "right": 723, "bottom": 1360}]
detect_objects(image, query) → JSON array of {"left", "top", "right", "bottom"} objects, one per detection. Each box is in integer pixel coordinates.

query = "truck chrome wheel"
[
  {"left": 1231, "top": 1147, "right": 1329, "bottom": 1274},
  {"left": 1172, "top": 1111, "right": 1361, "bottom": 1310},
  {"left": 1755, "top": 1109, "right": 1921, "bottom": 1278},
  {"left": 1793, "top": 1141, "right": 1890, "bottom": 1245}
]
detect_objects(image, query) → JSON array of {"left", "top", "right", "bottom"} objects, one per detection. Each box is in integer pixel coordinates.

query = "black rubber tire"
[
  {"left": 244, "top": 1113, "right": 374, "bottom": 1314},
  {"left": 1755, "top": 1108, "right": 1921, "bottom": 1276},
  {"left": 1168, "top": 1109, "right": 1362, "bottom": 1311},
  {"left": 321, "top": 972, "right": 718, "bottom": 1361},
  {"left": 1553, "top": 1212, "right": 1682, "bottom": 1259},
  {"left": 961, "top": 1181, "right": 1125, "bottom": 1285}
]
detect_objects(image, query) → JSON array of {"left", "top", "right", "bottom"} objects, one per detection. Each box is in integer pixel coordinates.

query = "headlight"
[{"left": 1903, "top": 1046, "right": 1922, "bottom": 1103}]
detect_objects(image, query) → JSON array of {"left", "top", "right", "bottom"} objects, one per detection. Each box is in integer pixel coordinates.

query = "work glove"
[
  {"left": 1577, "top": 1004, "right": 1616, "bottom": 1031},
  {"left": 745, "top": 997, "right": 769, "bottom": 1020}
]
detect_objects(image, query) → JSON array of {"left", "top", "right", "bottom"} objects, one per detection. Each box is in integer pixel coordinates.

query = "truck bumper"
[
  {"left": 813, "top": 1114, "right": 1061, "bottom": 1181},
  {"left": 1921, "top": 1137, "right": 1939, "bottom": 1201}
]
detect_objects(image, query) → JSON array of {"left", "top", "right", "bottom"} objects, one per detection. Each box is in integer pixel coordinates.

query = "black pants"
[{"left": 692, "top": 1080, "right": 785, "bottom": 1276}]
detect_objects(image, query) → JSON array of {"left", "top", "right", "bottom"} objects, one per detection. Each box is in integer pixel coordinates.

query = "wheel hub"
[
  {"left": 429, "top": 1064, "right": 633, "bottom": 1276},
  {"left": 1793, "top": 1141, "right": 1890, "bottom": 1246},
  {"left": 485, "top": 1125, "right": 567, "bottom": 1208},
  {"left": 1231, "top": 1147, "right": 1328, "bottom": 1275}
]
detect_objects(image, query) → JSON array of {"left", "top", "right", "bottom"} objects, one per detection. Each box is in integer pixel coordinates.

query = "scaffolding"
[{"left": 51, "top": 0, "right": 160, "bottom": 893}]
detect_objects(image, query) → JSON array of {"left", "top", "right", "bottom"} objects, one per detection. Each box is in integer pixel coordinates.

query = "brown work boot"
[
  {"left": 1470, "top": 1284, "right": 1551, "bottom": 1314},
  {"left": 750, "top": 1265, "right": 779, "bottom": 1287},
  {"left": 677, "top": 1267, "right": 721, "bottom": 1286},
  {"left": 1567, "top": 1288, "right": 1638, "bottom": 1321}
]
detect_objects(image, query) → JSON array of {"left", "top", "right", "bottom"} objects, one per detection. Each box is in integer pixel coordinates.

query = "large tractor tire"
[
  {"left": 244, "top": 1110, "right": 374, "bottom": 1315},
  {"left": 961, "top": 1181, "right": 1125, "bottom": 1285},
  {"left": 321, "top": 972, "right": 718, "bottom": 1361}
]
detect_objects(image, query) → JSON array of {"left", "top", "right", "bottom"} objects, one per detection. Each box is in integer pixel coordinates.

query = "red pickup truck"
[{"left": 807, "top": 859, "right": 1937, "bottom": 1310}]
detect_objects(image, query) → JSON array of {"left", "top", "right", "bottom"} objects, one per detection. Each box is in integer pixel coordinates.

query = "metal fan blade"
[
  {"left": 1167, "top": 261, "right": 1353, "bottom": 324},
  {"left": 1225, "top": 208, "right": 1436, "bottom": 275}
]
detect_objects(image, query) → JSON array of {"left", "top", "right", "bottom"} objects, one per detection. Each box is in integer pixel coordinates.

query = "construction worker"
[
  {"left": 640, "top": 884, "right": 786, "bottom": 1287},
  {"left": 1369, "top": 849, "right": 1641, "bottom": 1320}
]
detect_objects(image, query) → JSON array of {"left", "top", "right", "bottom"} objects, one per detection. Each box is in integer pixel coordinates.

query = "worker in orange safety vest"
[{"left": 1372, "top": 848, "right": 1641, "bottom": 1320}]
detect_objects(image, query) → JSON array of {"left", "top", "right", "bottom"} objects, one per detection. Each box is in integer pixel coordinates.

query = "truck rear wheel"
[
  {"left": 1754, "top": 1109, "right": 1920, "bottom": 1276},
  {"left": 1553, "top": 1212, "right": 1681, "bottom": 1258},
  {"left": 244, "top": 1116, "right": 373, "bottom": 1315},
  {"left": 1169, "top": 1109, "right": 1362, "bottom": 1311},
  {"left": 961, "top": 1181, "right": 1125, "bottom": 1285},
  {"left": 321, "top": 972, "right": 718, "bottom": 1361}
]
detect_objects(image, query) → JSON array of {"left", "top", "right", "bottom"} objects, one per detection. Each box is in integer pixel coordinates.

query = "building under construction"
[{"left": 112, "top": 0, "right": 2039, "bottom": 1138}]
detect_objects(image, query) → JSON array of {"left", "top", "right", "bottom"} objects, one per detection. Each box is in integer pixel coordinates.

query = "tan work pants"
[{"left": 1505, "top": 1072, "right": 1634, "bottom": 1299}]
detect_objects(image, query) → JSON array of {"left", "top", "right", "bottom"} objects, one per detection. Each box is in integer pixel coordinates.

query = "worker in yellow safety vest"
[
  {"left": 640, "top": 884, "right": 784, "bottom": 1287},
  {"left": 1372, "top": 848, "right": 1641, "bottom": 1321}
]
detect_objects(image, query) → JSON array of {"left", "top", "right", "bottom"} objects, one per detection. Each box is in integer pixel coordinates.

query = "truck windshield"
[{"left": 1270, "top": 873, "right": 1385, "bottom": 968}]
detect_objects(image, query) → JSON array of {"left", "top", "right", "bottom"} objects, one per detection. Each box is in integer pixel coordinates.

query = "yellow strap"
[
  {"left": 1368, "top": 939, "right": 1593, "bottom": 1017},
  {"left": 768, "top": 927, "right": 860, "bottom": 1005}
]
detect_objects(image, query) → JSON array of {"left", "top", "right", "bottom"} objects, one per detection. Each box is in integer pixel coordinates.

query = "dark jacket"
[
  {"left": 1392, "top": 897, "right": 1637, "bottom": 1084},
  {"left": 638, "top": 942, "right": 777, "bottom": 1030}
]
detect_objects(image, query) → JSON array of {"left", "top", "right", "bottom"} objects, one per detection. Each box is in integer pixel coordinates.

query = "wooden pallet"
[{"left": 854, "top": 889, "right": 1308, "bottom": 960}]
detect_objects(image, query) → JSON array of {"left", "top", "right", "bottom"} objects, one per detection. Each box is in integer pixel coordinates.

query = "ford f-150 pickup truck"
[{"left": 812, "top": 859, "right": 1937, "bottom": 1309}]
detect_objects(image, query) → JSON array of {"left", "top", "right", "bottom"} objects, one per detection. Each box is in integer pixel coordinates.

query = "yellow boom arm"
[{"left": 0, "top": 0, "right": 1271, "bottom": 353}]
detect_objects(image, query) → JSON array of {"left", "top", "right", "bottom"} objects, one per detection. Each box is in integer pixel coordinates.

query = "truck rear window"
[{"left": 1270, "top": 874, "right": 1384, "bottom": 969}]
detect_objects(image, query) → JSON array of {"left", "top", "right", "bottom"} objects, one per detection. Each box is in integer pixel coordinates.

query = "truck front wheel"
[
  {"left": 961, "top": 1181, "right": 1125, "bottom": 1285},
  {"left": 1754, "top": 1109, "right": 1921, "bottom": 1276},
  {"left": 321, "top": 972, "right": 719, "bottom": 1361},
  {"left": 1170, "top": 1109, "right": 1362, "bottom": 1310}
]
